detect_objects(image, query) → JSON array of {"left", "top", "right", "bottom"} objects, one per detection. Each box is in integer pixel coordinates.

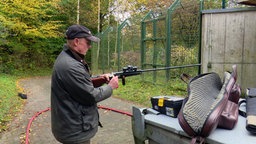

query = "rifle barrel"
[
  {"left": 140, "top": 64, "right": 201, "bottom": 73},
  {"left": 92, "top": 64, "right": 201, "bottom": 78}
]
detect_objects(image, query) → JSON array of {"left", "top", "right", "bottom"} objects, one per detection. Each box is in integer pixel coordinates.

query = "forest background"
[{"left": 0, "top": 0, "right": 226, "bottom": 74}]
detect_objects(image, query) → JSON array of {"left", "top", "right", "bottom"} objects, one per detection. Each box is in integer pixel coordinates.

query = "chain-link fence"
[{"left": 140, "top": 0, "right": 201, "bottom": 84}]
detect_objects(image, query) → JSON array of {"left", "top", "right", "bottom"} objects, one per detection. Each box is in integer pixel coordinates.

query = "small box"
[{"left": 151, "top": 96, "right": 184, "bottom": 118}]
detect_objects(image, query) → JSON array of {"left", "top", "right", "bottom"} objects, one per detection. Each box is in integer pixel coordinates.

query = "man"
[{"left": 51, "top": 24, "right": 119, "bottom": 144}]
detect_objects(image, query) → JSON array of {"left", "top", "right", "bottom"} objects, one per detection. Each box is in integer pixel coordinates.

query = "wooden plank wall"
[{"left": 201, "top": 10, "right": 256, "bottom": 93}]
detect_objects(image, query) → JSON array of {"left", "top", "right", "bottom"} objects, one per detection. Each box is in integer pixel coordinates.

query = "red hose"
[
  {"left": 25, "top": 106, "right": 132, "bottom": 144},
  {"left": 98, "top": 105, "right": 133, "bottom": 117},
  {"left": 25, "top": 107, "right": 51, "bottom": 144}
]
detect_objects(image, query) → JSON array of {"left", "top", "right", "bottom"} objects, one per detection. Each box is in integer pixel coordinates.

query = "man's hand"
[
  {"left": 91, "top": 74, "right": 110, "bottom": 87},
  {"left": 108, "top": 76, "right": 119, "bottom": 89}
]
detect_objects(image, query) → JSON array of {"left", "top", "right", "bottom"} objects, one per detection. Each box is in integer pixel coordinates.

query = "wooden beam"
[{"left": 237, "top": 0, "right": 256, "bottom": 6}]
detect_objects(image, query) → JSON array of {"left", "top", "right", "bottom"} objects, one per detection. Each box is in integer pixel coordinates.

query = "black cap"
[{"left": 65, "top": 25, "right": 100, "bottom": 42}]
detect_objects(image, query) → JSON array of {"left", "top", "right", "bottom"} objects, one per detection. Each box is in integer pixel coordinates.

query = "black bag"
[
  {"left": 178, "top": 65, "right": 238, "bottom": 143},
  {"left": 239, "top": 88, "right": 256, "bottom": 134}
]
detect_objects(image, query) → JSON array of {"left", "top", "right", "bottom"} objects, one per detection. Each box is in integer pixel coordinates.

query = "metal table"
[{"left": 132, "top": 106, "right": 256, "bottom": 144}]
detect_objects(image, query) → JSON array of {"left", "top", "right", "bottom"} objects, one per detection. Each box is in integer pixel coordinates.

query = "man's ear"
[{"left": 73, "top": 38, "right": 80, "bottom": 46}]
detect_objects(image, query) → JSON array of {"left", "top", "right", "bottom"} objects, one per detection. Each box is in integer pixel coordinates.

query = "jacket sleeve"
[{"left": 63, "top": 63, "right": 113, "bottom": 106}]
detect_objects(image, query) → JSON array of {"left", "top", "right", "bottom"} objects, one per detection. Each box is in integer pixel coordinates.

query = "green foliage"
[
  {"left": 57, "top": 0, "right": 78, "bottom": 26},
  {"left": 0, "top": 0, "right": 62, "bottom": 39},
  {"left": 202, "top": 0, "right": 223, "bottom": 9},
  {"left": 0, "top": 0, "right": 65, "bottom": 74},
  {"left": 171, "top": 45, "right": 198, "bottom": 65},
  {"left": 57, "top": 0, "right": 103, "bottom": 32},
  {"left": 170, "top": 45, "right": 199, "bottom": 77},
  {"left": 0, "top": 37, "right": 64, "bottom": 74}
]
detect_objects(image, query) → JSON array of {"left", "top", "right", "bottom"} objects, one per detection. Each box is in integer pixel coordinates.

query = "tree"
[
  {"left": 0, "top": 0, "right": 63, "bottom": 72},
  {"left": 0, "top": 0, "right": 62, "bottom": 39}
]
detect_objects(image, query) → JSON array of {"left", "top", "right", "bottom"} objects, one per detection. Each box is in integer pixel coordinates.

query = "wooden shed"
[{"left": 201, "top": 7, "right": 256, "bottom": 93}]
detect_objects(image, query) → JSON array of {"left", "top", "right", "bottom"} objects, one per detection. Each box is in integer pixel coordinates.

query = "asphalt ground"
[{"left": 0, "top": 76, "right": 143, "bottom": 144}]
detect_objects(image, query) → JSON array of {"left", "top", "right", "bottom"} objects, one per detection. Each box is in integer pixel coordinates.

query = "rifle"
[
  {"left": 92, "top": 65, "right": 140, "bottom": 87},
  {"left": 91, "top": 64, "right": 201, "bottom": 87}
]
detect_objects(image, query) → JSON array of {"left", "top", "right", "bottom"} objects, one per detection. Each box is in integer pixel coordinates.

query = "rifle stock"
[{"left": 91, "top": 76, "right": 108, "bottom": 87}]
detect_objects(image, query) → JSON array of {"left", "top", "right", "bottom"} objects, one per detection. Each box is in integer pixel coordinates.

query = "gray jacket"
[{"left": 51, "top": 45, "right": 113, "bottom": 143}]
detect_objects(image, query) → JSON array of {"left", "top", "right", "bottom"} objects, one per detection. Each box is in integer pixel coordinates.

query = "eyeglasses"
[
  {"left": 86, "top": 40, "right": 91, "bottom": 46},
  {"left": 77, "top": 38, "right": 91, "bottom": 46}
]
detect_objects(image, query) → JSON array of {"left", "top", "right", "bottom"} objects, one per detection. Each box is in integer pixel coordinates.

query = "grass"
[{"left": 0, "top": 74, "right": 24, "bottom": 132}]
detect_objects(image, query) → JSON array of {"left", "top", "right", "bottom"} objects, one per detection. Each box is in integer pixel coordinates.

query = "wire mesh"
[{"left": 141, "top": 0, "right": 201, "bottom": 84}]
